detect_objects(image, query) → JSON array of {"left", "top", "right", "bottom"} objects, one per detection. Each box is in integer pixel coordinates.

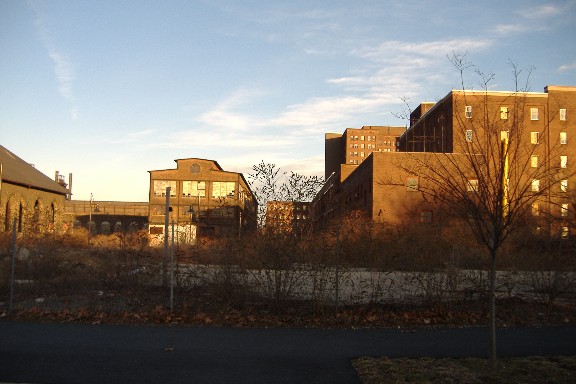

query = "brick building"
[
  {"left": 313, "top": 86, "right": 576, "bottom": 238},
  {"left": 0, "top": 145, "right": 69, "bottom": 233},
  {"left": 148, "top": 158, "right": 257, "bottom": 241},
  {"left": 265, "top": 200, "right": 310, "bottom": 236},
  {"left": 325, "top": 125, "right": 405, "bottom": 179}
]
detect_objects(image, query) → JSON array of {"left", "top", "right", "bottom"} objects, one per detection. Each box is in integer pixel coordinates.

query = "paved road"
[{"left": 1, "top": 322, "right": 575, "bottom": 384}]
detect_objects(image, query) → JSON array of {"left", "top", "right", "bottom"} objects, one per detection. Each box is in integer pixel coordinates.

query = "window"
[
  {"left": 182, "top": 181, "right": 206, "bottom": 197},
  {"left": 560, "top": 132, "right": 567, "bottom": 145},
  {"left": 361, "top": 143, "right": 365, "bottom": 149},
  {"left": 561, "top": 155, "right": 568, "bottom": 168},
  {"left": 212, "top": 206, "right": 235, "bottom": 218},
  {"left": 530, "top": 155, "right": 539, "bottom": 168},
  {"left": 500, "top": 107, "right": 509, "bottom": 120},
  {"left": 530, "top": 108, "right": 539, "bottom": 120},
  {"left": 406, "top": 177, "right": 419, "bottom": 192},
  {"left": 561, "top": 226, "right": 569, "bottom": 239},
  {"left": 465, "top": 105, "right": 472, "bottom": 118},
  {"left": 360, "top": 136, "right": 365, "bottom": 140},
  {"left": 500, "top": 131, "right": 509, "bottom": 140},
  {"left": 560, "top": 108, "right": 567, "bottom": 121},
  {"left": 532, "top": 179, "right": 540, "bottom": 192},
  {"left": 531, "top": 132, "right": 539, "bottom": 144},
  {"left": 420, "top": 211, "right": 433, "bottom": 223},
  {"left": 465, "top": 130, "right": 473, "bottom": 142},
  {"left": 360, "top": 152, "right": 365, "bottom": 157},
  {"left": 153, "top": 180, "right": 177, "bottom": 197},
  {"left": 561, "top": 179, "right": 568, "bottom": 192},
  {"left": 532, "top": 203, "right": 539, "bottom": 216},
  {"left": 561, "top": 203, "right": 569, "bottom": 217},
  {"left": 467, "top": 179, "right": 479, "bottom": 192},
  {"left": 212, "top": 181, "right": 235, "bottom": 198}
]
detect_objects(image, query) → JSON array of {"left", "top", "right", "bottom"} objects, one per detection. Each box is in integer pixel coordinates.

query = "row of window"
[
  {"left": 530, "top": 155, "right": 569, "bottom": 169},
  {"left": 464, "top": 130, "right": 568, "bottom": 145},
  {"left": 418, "top": 208, "right": 571, "bottom": 237},
  {"left": 407, "top": 177, "right": 570, "bottom": 193},
  {"left": 531, "top": 178, "right": 571, "bottom": 192},
  {"left": 152, "top": 180, "right": 236, "bottom": 198},
  {"left": 150, "top": 204, "right": 236, "bottom": 218},
  {"left": 270, "top": 214, "right": 309, "bottom": 221},
  {"left": 531, "top": 131, "right": 568, "bottom": 145},
  {"left": 465, "top": 106, "right": 567, "bottom": 121},
  {"left": 350, "top": 143, "right": 379, "bottom": 149},
  {"left": 532, "top": 202, "right": 571, "bottom": 218},
  {"left": 349, "top": 135, "right": 378, "bottom": 141}
]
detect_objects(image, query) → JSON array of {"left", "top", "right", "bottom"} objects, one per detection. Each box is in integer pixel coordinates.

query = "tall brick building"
[
  {"left": 313, "top": 86, "right": 576, "bottom": 238},
  {"left": 0, "top": 145, "right": 69, "bottom": 233},
  {"left": 148, "top": 158, "right": 257, "bottom": 241},
  {"left": 325, "top": 125, "right": 405, "bottom": 180}
]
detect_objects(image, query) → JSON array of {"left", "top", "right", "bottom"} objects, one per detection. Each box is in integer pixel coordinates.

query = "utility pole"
[{"left": 163, "top": 187, "right": 171, "bottom": 287}]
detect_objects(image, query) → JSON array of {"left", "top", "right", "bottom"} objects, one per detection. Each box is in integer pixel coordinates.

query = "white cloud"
[
  {"left": 48, "top": 51, "right": 76, "bottom": 100},
  {"left": 493, "top": 24, "right": 533, "bottom": 35},
  {"left": 352, "top": 39, "right": 493, "bottom": 63},
  {"left": 558, "top": 61, "right": 576, "bottom": 72},
  {"left": 517, "top": 4, "right": 563, "bottom": 19},
  {"left": 29, "top": 1, "right": 78, "bottom": 117},
  {"left": 197, "top": 88, "right": 266, "bottom": 131}
]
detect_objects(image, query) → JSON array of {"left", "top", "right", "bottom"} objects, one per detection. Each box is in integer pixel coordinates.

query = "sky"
[{"left": 1, "top": 0, "right": 575, "bottom": 202}]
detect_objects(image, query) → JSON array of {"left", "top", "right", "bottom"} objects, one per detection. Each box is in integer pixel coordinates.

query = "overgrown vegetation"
[{"left": 1, "top": 219, "right": 575, "bottom": 328}]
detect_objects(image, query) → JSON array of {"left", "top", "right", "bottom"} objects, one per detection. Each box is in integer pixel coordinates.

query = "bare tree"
[
  {"left": 244, "top": 161, "right": 324, "bottom": 306},
  {"left": 247, "top": 161, "right": 323, "bottom": 228},
  {"left": 392, "top": 53, "right": 574, "bottom": 367}
]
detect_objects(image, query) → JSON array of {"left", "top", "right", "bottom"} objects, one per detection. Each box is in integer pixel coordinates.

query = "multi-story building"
[
  {"left": 265, "top": 200, "right": 310, "bottom": 236},
  {"left": 313, "top": 86, "right": 576, "bottom": 238},
  {"left": 148, "top": 158, "right": 257, "bottom": 241},
  {"left": 325, "top": 125, "right": 406, "bottom": 180}
]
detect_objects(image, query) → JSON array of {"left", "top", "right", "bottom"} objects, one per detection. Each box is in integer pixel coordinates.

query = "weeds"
[{"left": 1, "top": 225, "right": 575, "bottom": 326}]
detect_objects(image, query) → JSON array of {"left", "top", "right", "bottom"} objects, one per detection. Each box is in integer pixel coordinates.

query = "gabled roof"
[
  {"left": 0, "top": 145, "right": 68, "bottom": 195},
  {"left": 147, "top": 158, "right": 223, "bottom": 173},
  {"left": 175, "top": 157, "right": 223, "bottom": 171}
]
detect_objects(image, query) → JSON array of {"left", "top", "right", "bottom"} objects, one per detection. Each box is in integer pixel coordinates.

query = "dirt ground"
[{"left": 3, "top": 284, "right": 575, "bottom": 329}]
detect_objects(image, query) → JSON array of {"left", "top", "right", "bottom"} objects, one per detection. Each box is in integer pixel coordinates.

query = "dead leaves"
[{"left": 5, "top": 298, "right": 574, "bottom": 329}]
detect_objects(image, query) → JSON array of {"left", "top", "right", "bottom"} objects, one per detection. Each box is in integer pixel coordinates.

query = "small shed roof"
[{"left": 0, "top": 145, "right": 68, "bottom": 195}]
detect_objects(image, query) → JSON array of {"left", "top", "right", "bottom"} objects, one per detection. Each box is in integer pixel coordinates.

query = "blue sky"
[{"left": 1, "top": 0, "right": 575, "bottom": 202}]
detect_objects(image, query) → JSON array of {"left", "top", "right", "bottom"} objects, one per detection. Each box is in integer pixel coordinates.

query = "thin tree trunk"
[{"left": 489, "top": 248, "right": 497, "bottom": 368}]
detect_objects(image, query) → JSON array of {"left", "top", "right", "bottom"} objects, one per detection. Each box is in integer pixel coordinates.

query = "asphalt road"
[{"left": 1, "top": 322, "right": 575, "bottom": 384}]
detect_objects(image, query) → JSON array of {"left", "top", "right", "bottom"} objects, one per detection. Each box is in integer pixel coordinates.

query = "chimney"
[{"left": 68, "top": 173, "right": 73, "bottom": 200}]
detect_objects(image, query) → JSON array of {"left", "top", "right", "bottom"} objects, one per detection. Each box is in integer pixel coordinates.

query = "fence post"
[
  {"left": 163, "top": 187, "right": 171, "bottom": 286},
  {"left": 170, "top": 219, "right": 174, "bottom": 312}
]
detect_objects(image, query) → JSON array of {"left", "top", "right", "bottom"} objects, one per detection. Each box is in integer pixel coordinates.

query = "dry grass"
[{"left": 352, "top": 356, "right": 576, "bottom": 384}]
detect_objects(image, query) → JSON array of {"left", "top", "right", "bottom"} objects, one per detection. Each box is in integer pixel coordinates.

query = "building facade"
[
  {"left": 325, "top": 125, "right": 405, "bottom": 179},
  {"left": 148, "top": 158, "right": 257, "bottom": 241},
  {"left": 313, "top": 86, "right": 576, "bottom": 238},
  {"left": 265, "top": 200, "right": 311, "bottom": 236},
  {"left": 0, "top": 145, "right": 69, "bottom": 233}
]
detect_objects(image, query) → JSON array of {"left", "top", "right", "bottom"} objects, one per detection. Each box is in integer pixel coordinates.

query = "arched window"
[{"left": 34, "top": 200, "right": 41, "bottom": 232}]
